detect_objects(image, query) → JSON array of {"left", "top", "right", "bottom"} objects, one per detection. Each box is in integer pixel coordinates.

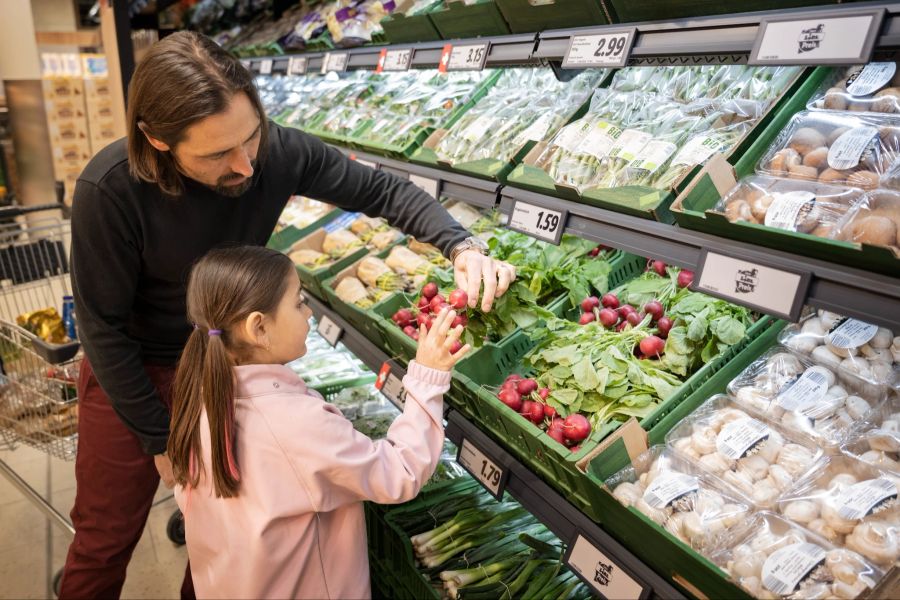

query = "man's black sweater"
[{"left": 71, "top": 122, "right": 469, "bottom": 454}]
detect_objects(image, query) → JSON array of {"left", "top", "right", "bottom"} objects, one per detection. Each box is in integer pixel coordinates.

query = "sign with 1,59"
[
  {"left": 562, "top": 28, "right": 637, "bottom": 68},
  {"left": 507, "top": 200, "right": 567, "bottom": 245}
]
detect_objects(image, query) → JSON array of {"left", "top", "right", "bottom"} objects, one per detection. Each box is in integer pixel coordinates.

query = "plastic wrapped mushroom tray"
[{"left": 808, "top": 62, "right": 900, "bottom": 116}]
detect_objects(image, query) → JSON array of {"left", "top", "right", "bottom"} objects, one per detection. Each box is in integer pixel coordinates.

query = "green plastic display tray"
[{"left": 430, "top": 0, "right": 511, "bottom": 39}]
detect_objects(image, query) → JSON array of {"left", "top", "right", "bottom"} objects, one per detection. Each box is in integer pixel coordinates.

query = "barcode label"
[
  {"left": 643, "top": 473, "right": 699, "bottom": 509},
  {"left": 835, "top": 478, "right": 898, "bottom": 521},
  {"left": 716, "top": 418, "right": 771, "bottom": 460},
  {"left": 827, "top": 318, "right": 878, "bottom": 349},
  {"left": 761, "top": 543, "right": 826, "bottom": 596},
  {"left": 776, "top": 369, "right": 829, "bottom": 412}
]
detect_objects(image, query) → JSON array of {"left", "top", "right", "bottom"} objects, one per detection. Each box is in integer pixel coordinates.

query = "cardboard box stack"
[
  {"left": 81, "top": 54, "right": 118, "bottom": 156},
  {"left": 42, "top": 53, "right": 91, "bottom": 205}
]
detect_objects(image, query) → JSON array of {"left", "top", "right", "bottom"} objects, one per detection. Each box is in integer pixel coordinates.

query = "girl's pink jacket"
[{"left": 174, "top": 360, "right": 450, "bottom": 599}]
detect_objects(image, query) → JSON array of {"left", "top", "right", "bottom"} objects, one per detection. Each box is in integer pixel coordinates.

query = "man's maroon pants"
[{"left": 58, "top": 359, "right": 195, "bottom": 599}]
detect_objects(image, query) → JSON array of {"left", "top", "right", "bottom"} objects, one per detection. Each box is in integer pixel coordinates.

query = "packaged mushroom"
[
  {"left": 808, "top": 62, "right": 900, "bottom": 115},
  {"left": 714, "top": 175, "right": 863, "bottom": 238},
  {"left": 666, "top": 395, "right": 824, "bottom": 508},
  {"left": 779, "top": 310, "right": 899, "bottom": 392},
  {"left": 727, "top": 347, "right": 882, "bottom": 447},
  {"left": 757, "top": 111, "right": 900, "bottom": 191},
  {"left": 712, "top": 512, "right": 885, "bottom": 600},
  {"left": 844, "top": 393, "right": 900, "bottom": 476},
  {"left": 833, "top": 188, "right": 900, "bottom": 257},
  {"left": 775, "top": 455, "right": 899, "bottom": 567},
  {"left": 607, "top": 445, "right": 752, "bottom": 555}
]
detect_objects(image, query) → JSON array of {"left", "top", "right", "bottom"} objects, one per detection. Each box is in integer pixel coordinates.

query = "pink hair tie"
[{"left": 208, "top": 329, "right": 222, "bottom": 337}]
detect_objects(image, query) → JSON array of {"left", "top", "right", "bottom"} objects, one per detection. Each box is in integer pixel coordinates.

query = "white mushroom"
[
  {"left": 739, "top": 575, "right": 763, "bottom": 598},
  {"left": 698, "top": 452, "right": 731, "bottom": 475},
  {"left": 868, "top": 421, "right": 900, "bottom": 452},
  {"left": 738, "top": 455, "right": 771, "bottom": 481},
  {"left": 808, "top": 365, "right": 837, "bottom": 387},
  {"left": 681, "top": 511, "right": 706, "bottom": 544},
  {"left": 808, "top": 518, "right": 841, "bottom": 543},
  {"left": 787, "top": 335, "right": 818, "bottom": 354},
  {"left": 845, "top": 396, "right": 871, "bottom": 421},
  {"left": 860, "top": 450, "right": 900, "bottom": 472},
  {"left": 719, "top": 503, "right": 746, "bottom": 529},
  {"left": 870, "top": 328, "right": 893, "bottom": 349},
  {"left": 731, "top": 547, "right": 766, "bottom": 578},
  {"left": 663, "top": 512, "right": 688, "bottom": 543},
  {"left": 777, "top": 444, "right": 816, "bottom": 477},
  {"left": 825, "top": 548, "right": 870, "bottom": 585},
  {"left": 821, "top": 502, "right": 859, "bottom": 535},
  {"left": 719, "top": 408, "right": 752, "bottom": 425},
  {"left": 841, "top": 357, "right": 873, "bottom": 380},
  {"left": 832, "top": 578, "right": 870, "bottom": 600},
  {"left": 735, "top": 386, "right": 769, "bottom": 411},
  {"left": 756, "top": 434, "right": 784, "bottom": 464},
  {"left": 752, "top": 480, "right": 781, "bottom": 507},
  {"left": 860, "top": 344, "right": 892, "bottom": 363},
  {"left": 612, "top": 482, "right": 642, "bottom": 507},
  {"left": 767, "top": 464, "right": 794, "bottom": 490},
  {"left": 829, "top": 473, "right": 859, "bottom": 490},
  {"left": 782, "top": 410, "right": 814, "bottom": 433},
  {"left": 812, "top": 345, "right": 844, "bottom": 370},
  {"left": 799, "top": 583, "right": 831, "bottom": 599},
  {"left": 892, "top": 337, "right": 900, "bottom": 362},
  {"left": 783, "top": 499, "right": 820, "bottom": 524},
  {"left": 827, "top": 339, "right": 858, "bottom": 358},
  {"left": 818, "top": 311, "right": 842, "bottom": 330},
  {"left": 845, "top": 521, "right": 900, "bottom": 566},
  {"left": 722, "top": 469, "right": 756, "bottom": 496},
  {"left": 691, "top": 426, "right": 718, "bottom": 455},
  {"left": 870, "top": 362, "right": 893, "bottom": 383},
  {"left": 801, "top": 317, "right": 826, "bottom": 337},
  {"left": 826, "top": 385, "right": 849, "bottom": 402},
  {"left": 834, "top": 408, "right": 856, "bottom": 429}
]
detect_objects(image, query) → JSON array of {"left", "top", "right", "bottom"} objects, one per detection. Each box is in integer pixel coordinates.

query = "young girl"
[{"left": 169, "top": 245, "right": 470, "bottom": 599}]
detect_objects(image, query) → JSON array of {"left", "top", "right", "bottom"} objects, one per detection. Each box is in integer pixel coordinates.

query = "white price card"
[
  {"left": 259, "top": 59, "right": 273, "bottom": 75},
  {"left": 288, "top": 56, "right": 308, "bottom": 75},
  {"left": 322, "top": 52, "right": 349, "bottom": 73},
  {"left": 456, "top": 438, "right": 506, "bottom": 499},
  {"left": 507, "top": 200, "right": 567, "bottom": 245},
  {"left": 379, "top": 48, "right": 412, "bottom": 72},
  {"left": 408, "top": 174, "right": 439, "bottom": 199},
  {"left": 375, "top": 362, "right": 406, "bottom": 408},
  {"left": 446, "top": 43, "right": 490, "bottom": 71},
  {"left": 356, "top": 159, "right": 378, "bottom": 169},
  {"left": 241, "top": 59, "right": 252, "bottom": 70},
  {"left": 694, "top": 250, "right": 810, "bottom": 321},
  {"left": 316, "top": 315, "right": 343, "bottom": 347},
  {"left": 563, "top": 29, "right": 636, "bottom": 69},
  {"left": 565, "top": 534, "right": 647, "bottom": 600},
  {"left": 750, "top": 9, "right": 885, "bottom": 66}
]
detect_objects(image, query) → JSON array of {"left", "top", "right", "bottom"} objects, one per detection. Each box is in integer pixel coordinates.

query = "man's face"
[{"left": 148, "top": 91, "right": 262, "bottom": 197}]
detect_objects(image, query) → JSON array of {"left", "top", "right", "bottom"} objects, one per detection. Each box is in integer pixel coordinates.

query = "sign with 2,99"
[
  {"left": 562, "top": 28, "right": 637, "bottom": 68},
  {"left": 507, "top": 200, "right": 568, "bottom": 245}
]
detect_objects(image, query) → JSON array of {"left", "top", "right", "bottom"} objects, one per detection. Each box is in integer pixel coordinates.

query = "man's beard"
[{"left": 202, "top": 160, "right": 259, "bottom": 197}]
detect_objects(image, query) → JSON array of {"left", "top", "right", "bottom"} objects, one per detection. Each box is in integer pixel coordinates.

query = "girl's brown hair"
[
  {"left": 126, "top": 31, "right": 269, "bottom": 196},
  {"left": 168, "top": 245, "right": 294, "bottom": 498}
]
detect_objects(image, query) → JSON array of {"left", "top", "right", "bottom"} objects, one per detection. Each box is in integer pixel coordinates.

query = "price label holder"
[
  {"left": 377, "top": 48, "right": 413, "bottom": 73},
  {"left": 694, "top": 250, "right": 811, "bottom": 322},
  {"left": 356, "top": 158, "right": 378, "bottom": 169},
  {"left": 456, "top": 438, "right": 508, "bottom": 500},
  {"left": 375, "top": 361, "right": 406, "bottom": 408},
  {"left": 316, "top": 315, "right": 343, "bottom": 347},
  {"left": 564, "top": 533, "right": 649, "bottom": 600},
  {"left": 749, "top": 8, "right": 885, "bottom": 66},
  {"left": 442, "top": 42, "right": 490, "bottom": 72},
  {"left": 288, "top": 56, "right": 308, "bottom": 75},
  {"left": 259, "top": 59, "right": 273, "bottom": 75},
  {"left": 241, "top": 59, "right": 253, "bottom": 70},
  {"left": 322, "top": 52, "right": 350, "bottom": 73},
  {"left": 507, "top": 199, "right": 567, "bottom": 245},
  {"left": 409, "top": 174, "right": 440, "bottom": 199},
  {"left": 562, "top": 28, "right": 636, "bottom": 69}
]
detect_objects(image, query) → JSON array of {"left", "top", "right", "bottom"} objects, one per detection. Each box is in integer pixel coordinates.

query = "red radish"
[
  {"left": 548, "top": 418, "right": 565, "bottom": 432},
  {"left": 416, "top": 313, "right": 432, "bottom": 329},
  {"left": 448, "top": 289, "right": 468, "bottom": 310},
  {"left": 643, "top": 300, "right": 664, "bottom": 321},
  {"left": 422, "top": 282, "right": 438, "bottom": 300},
  {"left": 543, "top": 404, "right": 557, "bottom": 419},
  {"left": 601, "top": 293, "right": 620, "bottom": 309},
  {"left": 616, "top": 321, "right": 628, "bottom": 332},
  {"left": 578, "top": 312, "right": 596, "bottom": 325},
  {"left": 429, "top": 295, "right": 447, "bottom": 312},
  {"left": 598, "top": 308, "right": 618, "bottom": 328},
  {"left": 617, "top": 304, "right": 636, "bottom": 318},
  {"left": 451, "top": 314, "right": 468, "bottom": 329},
  {"left": 626, "top": 312, "right": 642, "bottom": 326},
  {"left": 650, "top": 260, "right": 667, "bottom": 277},
  {"left": 519, "top": 400, "right": 534, "bottom": 419},
  {"left": 528, "top": 402, "right": 545, "bottom": 424},
  {"left": 639, "top": 335, "right": 665, "bottom": 357},
  {"left": 402, "top": 325, "right": 416, "bottom": 337},
  {"left": 505, "top": 374, "right": 523, "bottom": 384},
  {"left": 580, "top": 296, "right": 600, "bottom": 312},
  {"left": 501, "top": 381, "right": 517, "bottom": 392},
  {"left": 412, "top": 331, "right": 419, "bottom": 341},
  {"left": 677, "top": 269, "right": 694, "bottom": 288},
  {"left": 657, "top": 316, "right": 673, "bottom": 338},
  {"left": 563, "top": 414, "right": 591, "bottom": 442},
  {"left": 449, "top": 340, "right": 463, "bottom": 354},
  {"left": 417, "top": 296, "right": 431, "bottom": 312},
  {"left": 498, "top": 388, "right": 523, "bottom": 411},
  {"left": 588, "top": 247, "right": 601, "bottom": 257},
  {"left": 538, "top": 387, "right": 550, "bottom": 401},
  {"left": 548, "top": 427, "right": 567, "bottom": 446},
  {"left": 516, "top": 378, "right": 538, "bottom": 395},
  {"left": 395, "top": 308, "right": 414, "bottom": 327},
  {"left": 570, "top": 446, "right": 581, "bottom": 453}
]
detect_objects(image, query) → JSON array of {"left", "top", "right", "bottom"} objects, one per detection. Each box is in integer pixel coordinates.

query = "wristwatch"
[{"left": 449, "top": 236, "right": 489, "bottom": 264}]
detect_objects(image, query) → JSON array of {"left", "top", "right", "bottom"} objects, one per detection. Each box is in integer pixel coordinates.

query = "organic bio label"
[
  {"left": 627, "top": 140, "right": 677, "bottom": 175},
  {"left": 776, "top": 369, "right": 830, "bottom": 412},
  {"left": 577, "top": 121, "right": 623, "bottom": 160},
  {"left": 761, "top": 543, "right": 827, "bottom": 596},
  {"left": 462, "top": 115, "right": 496, "bottom": 143},
  {"left": 513, "top": 113, "right": 555, "bottom": 146},
  {"left": 835, "top": 478, "right": 898, "bottom": 520},
  {"left": 716, "top": 418, "right": 771, "bottom": 460},
  {"left": 764, "top": 191, "right": 816, "bottom": 231},
  {"left": 846, "top": 62, "right": 897, "bottom": 97},
  {"left": 643, "top": 473, "right": 699, "bottom": 509},
  {"left": 552, "top": 121, "right": 591, "bottom": 153},
  {"left": 827, "top": 317, "right": 878, "bottom": 349},
  {"left": 672, "top": 135, "right": 720, "bottom": 167},
  {"left": 827, "top": 126, "right": 879, "bottom": 170},
  {"left": 610, "top": 129, "right": 652, "bottom": 162}
]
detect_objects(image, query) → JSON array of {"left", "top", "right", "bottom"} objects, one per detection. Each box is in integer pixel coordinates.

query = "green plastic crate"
[
  {"left": 606, "top": 0, "right": 839, "bottom": 24},
  {"left": 292, "top": 227, "right": 371, "bottom": 302},
  {"left": 430, "top": 0, "right": 511, "bottom": 39},
  {"left": 267, "top": 208, "right": 345, "bottom": 253},
  {"left": 497, "top": 0, "right": 608, "bottom": 33},
  {"left": 380, "top": 5, "right": 442, "bottom": 44},
  {"left": 308, "top": 374, "right": 377, "bottom": 399}
]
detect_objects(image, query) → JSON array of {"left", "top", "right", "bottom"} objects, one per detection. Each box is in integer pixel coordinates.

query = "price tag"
[
  {"left": 288, "top": 56, "right": 308, "bottom": 75},
  {"left": 694, "top": 250, "right": 810, "bottom": 321},
  {"left": 259, "top": 59, "right": 273, "bottom": 75},
  {"left": 564, "top": 534, "right": 647, "bottom": 600},
  {"left": 322, "top": 52, "right": 349, "bottom": 73},
  {"left": 408, "top": 174, "right": 439, "bottom": 199},
  {"left": 316, "top": 315, "right": 343, "bottom": 347},
  {"left": 375, "top": 362, "right": 406, "bottom": 408},
  {"left": 377, "top": 48, "right": 412, "bottom": 73},
  {"left": 356, "top": 159, "right": 377, "bottom": 169},
  {"left": 507, "top": 200, "right": 567, "bottom": 245},
  {"left": 456, "top": 438, "right": 507, "bottom": 499},
  {"left": 562, "top": 29, "right": 636, "bottom": 69},
  {"left": 444, "top": 43, "right": 490, "bottom": 72},
  {"left": 749, "top": 9, "right": 885, "bottom": 66},
  {"left": 241, "top": 59, "right": 252, "bottom": 70}
]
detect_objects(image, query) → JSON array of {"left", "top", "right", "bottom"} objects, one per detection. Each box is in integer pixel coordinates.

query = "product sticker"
[
  {"left": 671, "top": 135, "right": 721, "bottom": 167},
  {"left": 827, "top": 317, "right": 878, "bottom": 349},
  {"left": 577, "top": 121, "right": 623, "bottom": 161},
  {"left": 827, "top": 126, "right": 879, "bottom": 170},
  {"left": 323, "top": 212, "right": 361, "bottom": 233},
  {"left": 610, "top": 129, "right": 652, "bottom": 162},
  {"left": 552, "top": 120, "right": 592, "bottom": 153},
  {"left": 627, "top": 140, "right": 677, "bottom": 175},
  {"left": 764, "top": 191, "right": 817, "bottom": 231},
  {"left": 776, "top": 369, "right": 830, "bottom": 412},
  {"left": 513, "top": 113, "right": 556, "bottom": 146},
  {"left": 761, "top": 543, "right": 827, "bottom": 596},
  {"left": 835, "top": 478, "right": 898, "bottom": 521},
  {"left": 643, "top": 473, "right": 700, "bottom": 509},
  {"left": 462, "top": 115, "right": 497, "bottom": 143},
  {"left": 846, "top": 62, "right": 897, "bottom": 97},
  {"left": 716, "top": 418, "right": 771, "bottom": 460}
]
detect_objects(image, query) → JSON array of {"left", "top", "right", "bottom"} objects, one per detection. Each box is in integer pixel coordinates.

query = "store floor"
[{"left": 0, "top": 443, "right": 187, "bottom": 599}]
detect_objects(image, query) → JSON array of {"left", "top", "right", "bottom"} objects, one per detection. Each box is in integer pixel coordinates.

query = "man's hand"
[
  {"left": 453, "top": 249, "right": 516, "bottom": 313},
  {"left": 155, "top": 453, "right": 175, "bottom": 489}
]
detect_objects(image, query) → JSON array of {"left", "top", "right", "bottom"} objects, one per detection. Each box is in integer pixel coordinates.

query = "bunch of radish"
[
  {"left": 497, "top": 374, "right": 591, "bottom": 452},
  {"left": 390, "top": 282, "right": 468, "bottom": 353},
  {"left": 647, "top": 259, "right": 695, "bottom": 289}
]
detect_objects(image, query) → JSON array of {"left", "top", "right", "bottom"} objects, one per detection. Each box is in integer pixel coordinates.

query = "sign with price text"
[
  {"left": 440, "top": 43, "right": 490, "bottom": 72},
  {"left": 457, "top": 438, "right": 507, "bottom": 499},
  {"left": 563, "top": 28, "right": 636, "bottom": 68},
  {"left": 507, "top": 200, "right": 567, "bottom": 245}
]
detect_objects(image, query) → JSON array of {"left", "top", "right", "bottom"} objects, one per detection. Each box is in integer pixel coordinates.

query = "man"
[{"left": 61, "top": 31, "right": 514, "bottom": 598}]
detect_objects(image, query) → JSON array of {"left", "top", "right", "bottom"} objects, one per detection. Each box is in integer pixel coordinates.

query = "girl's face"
[{"left": 265, "top": 269, "right": 313, "bottom": 364}]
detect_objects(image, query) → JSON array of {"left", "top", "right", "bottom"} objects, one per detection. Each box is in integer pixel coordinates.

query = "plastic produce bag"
[
  {"left": 843, "top": 393, "right": 900, "bottom": 475},
  {"left": 757, "top": 111, "right": 900, "bottom": 190},
  {"left": 775, "top": 455, "right": 899, "bottom": 567},
  {"left": 808, "top": 62, "right": 900, "bottom": 115},
  {"left": 727, "top": 347, "right": 883, "bottom": 447},
  {"left": 833, "top": 188, "right": 900, "bottom": 257},
  {"left": 607, "top": 445, "right": 751, "bottom": 554},
  {"left": 666, "top": 395, "right": 824, "bottom": 507}
]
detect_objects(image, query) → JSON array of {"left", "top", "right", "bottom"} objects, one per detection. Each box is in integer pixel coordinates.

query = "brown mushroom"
[
  {"left": 819, "top": 168, "right": 849, "bottom": 184},
  {"left": 768, "top": 148, "right": 801, "bottom": 175},
  {"left": 725, "top": 199, "right": 754, "bottom": 223},
  {"left": 828, "top": 127, "right": 852, "bottom": 146},
  {"left": 847, "top": 170, "right": 880, "bottom": 189},
  {"left": 789, "top": 128, "right": 827, "bottom": 156},
  {"left": 845, "top": 215, "right": 897, "bottom": 246},
  {"left": 787, "top": 164, "right": 820, "bottom": 181},
  {"left": 802, "top": 147, "right": 830, "bottom": 169},
  {"left": 823, "top": 88, "right": 849, "bottom": 111},
  {"left": 750, "top": 194, "right": 774, "bottom": 222},
  {"left": 872, "top": 88, "right": 900, "bottom": 113}
]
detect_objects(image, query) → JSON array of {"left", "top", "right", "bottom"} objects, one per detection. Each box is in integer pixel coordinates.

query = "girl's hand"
[{"left": 415, "top": 308, "right": 470, "bottom": 372}]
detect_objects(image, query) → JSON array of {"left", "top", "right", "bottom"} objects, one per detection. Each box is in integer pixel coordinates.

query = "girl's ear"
[{"left": 241, "top": 311, "right": 269, "bottom": 348}]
